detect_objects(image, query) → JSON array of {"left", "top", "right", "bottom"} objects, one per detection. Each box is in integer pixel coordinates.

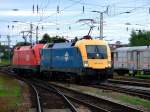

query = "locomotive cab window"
[{"left": 86, "top": 45, "right": 107, "bottom": 59}]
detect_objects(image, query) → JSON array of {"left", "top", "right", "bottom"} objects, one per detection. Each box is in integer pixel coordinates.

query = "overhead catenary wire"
[
  {"left": 34, "top": 0, "right": 148, "bottom": 28},
  {"left": 36, "top": 0, "right": 82, "bottom": 23},
  {"left": 1, "top": 0, "right": 150, "bottom": 45},
  {"left": 67, "top": 0, "right": 150, "bottom": 8}
]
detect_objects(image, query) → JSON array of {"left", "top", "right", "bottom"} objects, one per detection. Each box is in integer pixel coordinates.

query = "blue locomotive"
[{"left": 40, "top": 37, "right": 112, "bottom": 82}]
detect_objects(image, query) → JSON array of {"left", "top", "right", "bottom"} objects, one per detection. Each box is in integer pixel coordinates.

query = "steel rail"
[
  {"left": 49, "top": 82, "right": 144, "bottom": 112},
  {"left": 30, "top": 78, "right": 78, "bottom": 112},
  {"left": 108, "top": 79, "right": 150, "bottom": 88},
  {"left": 0, "top": 68, "right": 78, "bottom": 112},
  {"left": 0, "top": 68, "right": 43, "bottom": 112},
  {"left": 32, "top": 79, "right": 110, "bottom": 112},
  {"left": 66, "top": 95, "right": 111, "bottom": 112},
  {"left": 31, "top": 85, "right": 43, "bottom": 112},
  {"left": 92, "top": 84, "right": 150, "bottom": 100},
  {"left": 111, "top": 76, "right": 150, "bottom": 83},
  {"left": 0, "top": 67, "right": 147, "bottom": 112}
]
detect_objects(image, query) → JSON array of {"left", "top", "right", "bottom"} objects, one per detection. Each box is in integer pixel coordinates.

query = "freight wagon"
[{"left": 113, "top": 46, "right": 150, "bottom": 76}]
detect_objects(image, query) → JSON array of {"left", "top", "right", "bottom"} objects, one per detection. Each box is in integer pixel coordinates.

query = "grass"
[
  {"left": 135, "top": 74, "right": 150, "bottom": 79},
  {"left": 0, "top": 59, "right": 10, "bottom": 65},
  {"left": 113, "top": 73, "right": 150, "bottom": 80},
  {"left": 0, "top": 73, "right": 22, "bottom": 111},
  {"left": 55, "top": 83, "right": 150, "bottom": 111},
  {"left": 115, "top": 95, "right": 150, "bottom": 108}
]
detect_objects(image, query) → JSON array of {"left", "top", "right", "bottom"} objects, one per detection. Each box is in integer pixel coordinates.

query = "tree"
[
  {"left": 129, "top": 30, "right": 150, "bottom": 46},
  {"left": 0, "top": 45, "right": 11, "bottom": 59},
  {"left": 71, "top": 37, "right": 78, "bottom": 43},
  {"left": 39, "top": 33, "right": 67, "bottom": 44},
  {"left": 39, "top": 33, "right": 52, "bottom": 43}
]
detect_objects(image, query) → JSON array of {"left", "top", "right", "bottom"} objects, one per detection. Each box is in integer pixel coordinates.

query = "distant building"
[{"left": 109, "top": 41, "right": 128, "bottom": 52}]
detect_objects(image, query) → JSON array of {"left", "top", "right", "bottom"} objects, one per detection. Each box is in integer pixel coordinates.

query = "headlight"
[
  {"left": 108, "top": 61, "right": 111, "bottom": 65},
  {"left": 108, "top": 61, "right": 111, "bottom": 67},
  {"left": 83, "top": 61, "right": 89, "bottom": 67}
]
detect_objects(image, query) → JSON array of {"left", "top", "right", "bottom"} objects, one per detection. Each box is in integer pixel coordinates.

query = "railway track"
[
  {"left": 92, "top": 83, "right": 150, "bottom": 100},
  {"left": 46, "top": 81, "right": 144, "bottom": 112},
  {"left": 0, "top": 67, "right": 79, "bottom": 112},
  {"left": 0, "top": 66, "right": 148, "bottom": 112},
  {"left": 1, "top": 66, "right": 107, "bottom": 112},
  {"left": 31, "top": 79, "right": 109, "bottom": 112},
  {"left": 30, "top": 85, "right": 43, "bottom": 112},
  {"left": 28, "top": 79, "right": 80, "bottom": 112},
  {"left": 28, "top": 78, "right": 80, "bottom": 112},
  {"left": 0, "top": 67, "right": 119, "bottom": 112},
  {"left": 108, "top": 79, "right": 150, "bottom": 88},
  {"left": 0, "top": 67, "right": 43, "bottom": 112},
  {"left": 111, "top": 76, "right": 150, "bottom": 83}
]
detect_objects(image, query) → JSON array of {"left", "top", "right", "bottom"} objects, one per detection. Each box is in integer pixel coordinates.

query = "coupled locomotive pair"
[{"left": 12, "top": 36, "right": 113, "bottom": 82}]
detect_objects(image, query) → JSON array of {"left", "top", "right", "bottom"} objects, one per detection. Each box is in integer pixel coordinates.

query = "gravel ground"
[{"left": 16, "top": 80, "right": 32, "bottom": 112}]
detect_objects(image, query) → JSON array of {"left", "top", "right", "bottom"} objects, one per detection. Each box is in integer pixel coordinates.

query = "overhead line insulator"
[
  {"left": 69, "top": 26, "right": 71, "bottom": 30},
  {"left": 12, "top": 25, "right": 14, "bottom": 29},
  {"left": 57, "top": 5, "right": 60, "bottom": 13},
  {"left": 33, "top": 5, "right": 34, "bottom": 13},
  {"left": 37, "top": 4, "right": 39, "bottom": 14},
  {"left": 83, "top": 5, "right": 85, "bottom": 13}
]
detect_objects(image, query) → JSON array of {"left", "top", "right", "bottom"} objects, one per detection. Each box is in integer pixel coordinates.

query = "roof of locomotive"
[
  {"left": 14, "top": 44, "right": 44, "bottom": 50},
  {"left": 43, "top": 39, "right": 108, "bottom": 49},
  {"left": 43, "top": 42, "right": 73, "bottom": 48},
  {"left": 75, "top": 39, "right": 108, "bottom": 47},
  {"left": 52, "top": 42, "right": 73, "bottom": 48},
  {"left": 114, "top": 46, "right": 150, "bottom": 52}
]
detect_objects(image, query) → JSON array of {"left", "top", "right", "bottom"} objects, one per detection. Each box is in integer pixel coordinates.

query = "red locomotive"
[{"left": 12, "top": 44, "right": 44, "bottom": 74}]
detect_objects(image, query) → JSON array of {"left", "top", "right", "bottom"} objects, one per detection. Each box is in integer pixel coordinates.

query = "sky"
[{"left": 0, "top": 0, "right": 150, "bottom": 45}]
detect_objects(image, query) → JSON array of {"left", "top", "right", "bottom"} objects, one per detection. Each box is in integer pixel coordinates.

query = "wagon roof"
[{"left": 114, "top": 46, "right": 150, "bottom": 52}]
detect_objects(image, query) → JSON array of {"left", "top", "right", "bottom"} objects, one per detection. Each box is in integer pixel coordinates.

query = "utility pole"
[
  {"left": 21, "top": 31, "right": 27, "bottom": 44},
  {"left": 36, "top": 26, "right": 39, "bottom": 43},
  {"left": 0, "top": 35, "right": 1, "bottom": 45},
  {"left": 22, "top": 31, "right": 26, "bottom": 43},
  {"left": 30, "top": 23, "right": 33, "bottom": 44},
  {"left": 7, "top": 35, "right": 11, "bottom": 64},
  {"left": 92, "top": 11, "right": 105, "bottom": 39},
  {"left": 7, "top": 35, "right": 10, "bottom": 47},
  {"left": 100, "top": 12, "right": 103, "bottom": 39},
  {"left": 92, "top": 7, "right": 108, "bottom": 39}
]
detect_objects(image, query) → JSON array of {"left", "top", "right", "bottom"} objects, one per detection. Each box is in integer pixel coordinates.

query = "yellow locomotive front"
[{"left": 75, "top": 38, "right": 113, "bottom": 79}]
